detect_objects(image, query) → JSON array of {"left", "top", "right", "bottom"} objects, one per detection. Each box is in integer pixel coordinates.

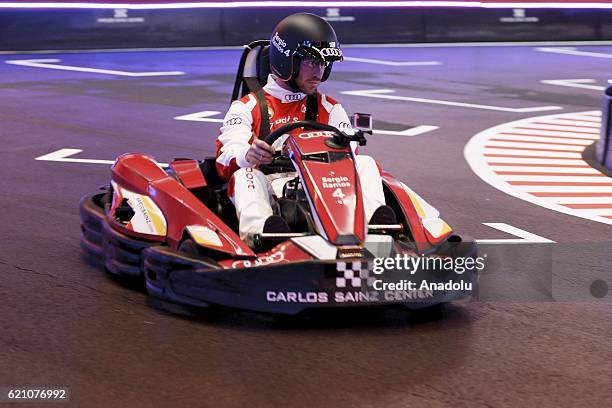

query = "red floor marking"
[
  {"left": 484, "top": 145, "right": 584, "bottom": 153},
  {"left": 490, "top": 138, "right": 590, "bottom": 147},
  {"left": 496, "top": 171, "right": 606, "bottom": 176},
  {"left": 484, "top": 154, "right": 583, "bottom": 160},
  {"left": 529, "top": 192, "right": 612, "bottom": 197},
  {"left": 498, "top": 133, "right": 598, "bottom": 141},
  {"left": 562, "top": 203, "right": 612, "bottom": 209},
  {"left": 553, "top": 117, "right": 600, "bottom": 123},
  {"left": 488, "top": 163, "right": 590, "bottom": 168},
  {"left": 468, "top": 111, "right": 611, "bottom": 226},
  {"left": 514, "top": 126, "right": 599, "bottom": 135},
  {"left": 508, "top": 181, "right": 612, "bottom": 186},
  {"left": 533, "top": 121, "right": 600, "bottom": 129}
]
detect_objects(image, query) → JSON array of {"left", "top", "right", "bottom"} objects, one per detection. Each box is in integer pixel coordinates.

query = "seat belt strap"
[
  {"left": 244, "top": 77, "right": 270, "bottom": 140},
  {"left": 305, "top": 93, "right": 318, "bottom": 123}
]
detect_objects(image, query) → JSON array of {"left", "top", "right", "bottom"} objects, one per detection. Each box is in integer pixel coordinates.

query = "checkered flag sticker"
[{"left": 335, "top": 261, "right": 375, "bottom": 288}]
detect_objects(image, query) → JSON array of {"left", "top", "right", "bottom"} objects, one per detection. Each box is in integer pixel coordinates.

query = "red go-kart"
[{"left": 79, "top": 41, "right": 478, "bottom": 315}]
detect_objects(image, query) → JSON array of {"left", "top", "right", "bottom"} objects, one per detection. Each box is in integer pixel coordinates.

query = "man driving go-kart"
[
  {"left": 216, "top": 13, "right": 396, "bottom": 246},
  {"left": 79, "top": 12, "right": 478, "bottom": 314}
]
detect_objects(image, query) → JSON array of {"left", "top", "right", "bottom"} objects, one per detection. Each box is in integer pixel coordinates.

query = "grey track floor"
[{"left": 1, "top": 45, "right": 611, "bottom": 407}]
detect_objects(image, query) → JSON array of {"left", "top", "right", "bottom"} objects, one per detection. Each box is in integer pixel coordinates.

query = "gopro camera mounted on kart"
[
  {"left": 323, "top": 113, "right": 372, "bottom": 150},
  {"left": 351, "top": 112, "right": 372, "bottom": 132}
]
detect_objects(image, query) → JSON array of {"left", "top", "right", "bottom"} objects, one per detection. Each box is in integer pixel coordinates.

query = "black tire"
[
  {"left": 177, "top": 238, "right": 225, "bottom": 264},
  {"left": 79, "top": 193, "right": 107, "bottom": 259},
  {"left": 143, "top": 243, "right": 218, "bottom": 316},
  {"left": 178, "top": 238, "right": 204, "bottom": 257}
]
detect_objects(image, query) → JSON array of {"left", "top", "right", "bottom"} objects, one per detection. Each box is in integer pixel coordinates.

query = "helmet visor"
[{"left": 296, "top": 41, "right": 344, "bottom": 63}]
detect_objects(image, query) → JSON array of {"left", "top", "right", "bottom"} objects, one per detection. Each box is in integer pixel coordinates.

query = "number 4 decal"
[{"left": 332, "top": 188, "right": 346, "bottom": 199}]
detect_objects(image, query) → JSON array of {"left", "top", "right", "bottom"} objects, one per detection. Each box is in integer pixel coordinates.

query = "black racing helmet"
[{"left": 269, "top": 13, "right": 343, "bottom": 91}]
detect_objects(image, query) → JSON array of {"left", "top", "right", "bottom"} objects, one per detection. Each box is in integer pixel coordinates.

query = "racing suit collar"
[{"left": 264, "top": 75, "right": 307, "bottom": 104}]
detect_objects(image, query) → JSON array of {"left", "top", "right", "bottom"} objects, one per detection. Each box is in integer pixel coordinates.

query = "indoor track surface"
[{"left": 1, "top": 44, "right": 611, "bottom": 407}]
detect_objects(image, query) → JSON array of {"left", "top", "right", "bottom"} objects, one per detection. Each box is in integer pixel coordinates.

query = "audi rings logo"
[
  {"left": 284, "top": 94, "right": 302, "bottom": 102},
  {"left": 320, "top": 48, "right": 342, "bottom": 58},
  {"left": 231, "top": 251, "right": 285, "bottom": 268},
  {"left": 225, "top": 117, "right": 242, "bottom": 126},
  {"left": 298, "top": 131, "right": 334, "bottom": 139}
]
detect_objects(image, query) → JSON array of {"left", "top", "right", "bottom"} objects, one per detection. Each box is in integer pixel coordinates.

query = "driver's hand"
[{"left": 245, "top": 139, "right": 275, "bottom": 166}]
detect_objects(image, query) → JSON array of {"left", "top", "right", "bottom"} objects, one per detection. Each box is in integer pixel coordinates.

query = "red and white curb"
[{"left": 465, "top": 110, "right": 612, "bottom": 226}]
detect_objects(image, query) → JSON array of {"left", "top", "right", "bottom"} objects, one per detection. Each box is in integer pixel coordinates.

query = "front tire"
[{"left": 178, "top": 238, "right": 202, "bottom": 257}]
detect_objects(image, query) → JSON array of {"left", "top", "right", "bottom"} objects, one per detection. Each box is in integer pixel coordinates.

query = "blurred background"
[{"left": 1, "top": 1, "right": 611, "bottom": 50}]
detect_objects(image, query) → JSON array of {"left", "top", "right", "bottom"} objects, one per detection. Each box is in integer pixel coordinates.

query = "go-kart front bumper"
[{"left": 143, "top": 244, "right": 478, "bottom": 315}]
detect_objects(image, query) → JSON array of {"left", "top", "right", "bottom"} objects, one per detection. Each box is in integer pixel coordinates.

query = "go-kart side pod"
[{"left": 79, "top": 192, "right": 161, "bottom": 277}]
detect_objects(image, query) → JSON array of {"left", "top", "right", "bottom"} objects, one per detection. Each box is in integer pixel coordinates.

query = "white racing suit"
[{"left": 216, "top": 75, "right": 386, "bottom": 242}]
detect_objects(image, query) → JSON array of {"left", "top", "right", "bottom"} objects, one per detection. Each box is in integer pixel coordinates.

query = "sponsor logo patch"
[
  {"left": 273, "top": 116, "right": 299, "bottom": 126},
  {"left": 224, "top": 117, "right": 242, "bottom": 126},
  {"left": 245, "top": 167, "right": 255, "bottom": 189},
  {"left": 232, "top": 251, "right": 285, "bottom": 268},
  {"left": 298, "top": 131, "right": 335, "bottom": 139},
  {"left": 284, "top": 94, "right": 303, "bottom": 102},
  {"left": 320, "top": 47, "right": 342, "bottom": 58}
]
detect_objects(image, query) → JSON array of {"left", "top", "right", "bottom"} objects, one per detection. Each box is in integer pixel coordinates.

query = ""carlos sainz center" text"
[{"left": 266, "top": 289, "right": 435, "bottom": 304}]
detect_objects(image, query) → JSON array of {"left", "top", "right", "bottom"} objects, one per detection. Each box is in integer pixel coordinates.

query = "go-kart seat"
[
  {"left": 198, "top": 157, "right": 225, "bottom": 188},
  {"left": 196, "top": 158, "right": 238, "bottom": 231},
  {"left": 194, "top": 40, "right": 271, "bottom": 191},
  {"left": 231, "top": 40, "right": 271, "bottom": 103},
  {"left": 174, "top": 40, "right": 275, "bottom": 234},
  {"left": 168, "top": 158, "right": 239, "bottom": 232}
]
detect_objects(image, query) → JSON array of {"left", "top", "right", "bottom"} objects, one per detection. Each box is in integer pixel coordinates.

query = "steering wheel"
[
  {"left": 259, "top": 121, "right": 346, "bottom": 174},
  {"left": 264, "top": 120, "right": 344, "bottom": 146}
]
